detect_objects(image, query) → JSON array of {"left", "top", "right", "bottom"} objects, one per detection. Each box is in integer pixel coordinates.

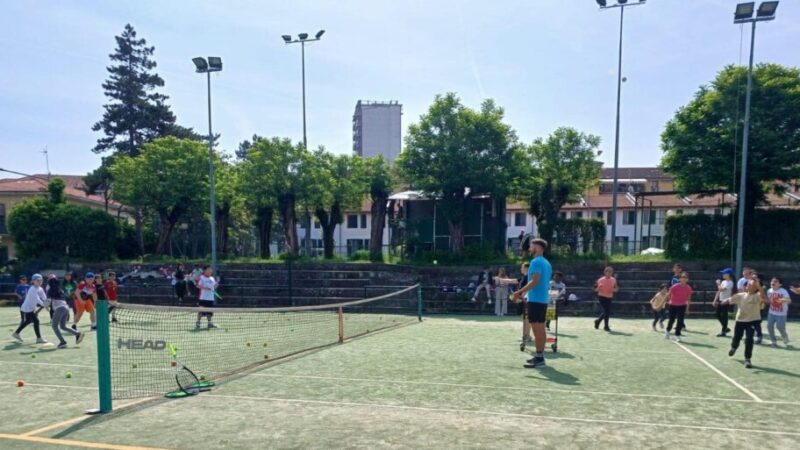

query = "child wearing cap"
[
  {"left": 15, "top": 275, "right": 30, "bottom": 322},
  {"left": 11, "top": 274, "right": 49, "bottom": 344},
  {"left": 73, "top": 272, "right": 98, "bottom": 331},
  {"left": 712, "top": 269, "right": 735, "bottom": 337}
]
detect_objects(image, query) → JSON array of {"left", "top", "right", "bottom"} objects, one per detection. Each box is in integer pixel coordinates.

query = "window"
[
  {"left": 514, "top": 212, "right": 526, "bottom": 227},
  {"left": 347, "top": 214, "right": 358, "bottom": 229},
  {"left": 595, "top": 211, "right": 604, "bottom": 220},
  {"left": 606, "top": 211, "right": 613, "bottom": 225},
  {"left": 360, "top": 214, "right": 367, "bottom": 229},
  {"left": 675, "top": 209, "right": 684, "bottom": 215},
  {"left": 573, "top": 212, "right": 583, "bottom": 219},
  {"left": 648, "top": 210, "right": 657, "bottom": 225},
  {"left": 346, "top": 239, "right": 369, "bottom": 256},
  {"left": 623, "top": 210, "right": 636, "bottom": 225},
  {"left": 697, "top": 209, "right": 705, "bottom": 215},
  {"left": 650, "top": 181, "right": 659, "bottom": 192},
  {"left": 714, "top": 208, "right": 722, "bottom": 216},
  {"left": 314, "top": 220, "right": 320, "bottom": 229},
  {"left": 657, "top": 210, "right": 666, "bottom": 225}
]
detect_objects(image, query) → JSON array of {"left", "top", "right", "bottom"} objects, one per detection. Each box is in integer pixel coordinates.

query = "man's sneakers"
[
  {"left": 664, "top": 330, "right": 671, "bottom": 340},
  {"left": 716, "top": 332, "right": 727, "bottom": 337},
  {"left": 728, "top": 347, "right": 737, "bottom": 357},
  {"left": 35, "top": 338, "right": 48, "bottom": 344},
  {"left": 57, "top": 342, "right": 68, "bottom": 349},
  {"left": 11, "top": 333, "right": 23, "bottom": 343},
  {"left": 524, "top": 356, "right": 547, "bottom": 369},
  {"left": 674, "top": 335, "right": 682, "bottom": 343},
  {"left": 770, "top": 341, "right": 778, "bottom": 348},
  {"left": 604, "top": 327, "right": 612, "bottom": 333},
  {"left": 76, "top": 332, "right": 86, "bottom": 345},
  {"left": 744, "top": 359, "right": 753, "bottom": 368},
  {"left": 755, "top": 337, "right": 763, "bottom": 345},
  {"left": 208, "top": 323, "right": 218, "bottom": 329},
  {"left": 594, "top": 319, "right": 600, "bottom": 330}
]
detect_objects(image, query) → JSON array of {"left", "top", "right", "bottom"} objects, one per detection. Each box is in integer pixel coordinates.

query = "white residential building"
[{"left": 353, "top": 100, "right": 402, "bottom": 162}]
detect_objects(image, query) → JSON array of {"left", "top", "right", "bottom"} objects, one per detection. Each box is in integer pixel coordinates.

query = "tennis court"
[{"left": 2, "top": 306, "right": 800, "bottom": 449}]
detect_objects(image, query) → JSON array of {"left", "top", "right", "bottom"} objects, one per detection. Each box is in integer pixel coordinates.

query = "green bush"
[{"left": 349, "top": 250, "right": 371, "bottom": 261}]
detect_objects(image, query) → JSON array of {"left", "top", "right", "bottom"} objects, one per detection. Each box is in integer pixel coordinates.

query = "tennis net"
[{"left": 102, "top": 284, "right": 421, "bottom": 400}]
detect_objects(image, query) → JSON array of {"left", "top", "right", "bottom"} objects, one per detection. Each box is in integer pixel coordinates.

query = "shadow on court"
[
  {"left": 606, "top": 330, "right": 633, "bottom": 337},
  {"left": 525, "top": 366, "right": 581, "bottom": 386},
  {"left": 751, "top": 366, "right": 800, "bottom": 379},
  {"left": 680, "top": 341, "right": 717, "bottom": 349}
]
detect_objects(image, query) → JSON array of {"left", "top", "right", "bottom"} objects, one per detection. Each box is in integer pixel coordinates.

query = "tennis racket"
[{"left": 167, "top": 343, "right": 204, "bottom": 396}]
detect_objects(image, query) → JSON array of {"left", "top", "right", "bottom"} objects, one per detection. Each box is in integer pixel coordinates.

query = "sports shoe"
[
  {"left": 195, "top": 322, "right": 201, "bottom": 330},
  {"left": 728, "top": 347, "right": 736, "bottom": 357},
  {"left": 90, "top": 325, "right": 97, "bottom": 331},
  {"left": 524, "top": 357, "right": 547, "bottom": 369},
  {"left": 57, "top": 342, "right": 67, "bottom": 349},
  {"left": 744, "top": 359, "right": 753, "bottom": 368},
  {"left": 659, "top": 321, "right": 665, "bottom": 330},
  {"left": 785, "top": 340, "right": 791, "bottom": 346},
  {"left": 11, "top": 333, "right": 23, "bottom": 343},
  {"left": 674, "top": 335, "right": 682, "bottom": 343},
  {"left": 208, "top": 323, "right": 217, "bottom": 329},
  {"left": 604, "top": 327, "right": 611, "bottom": 333},
  {"left": 71, "top": 324, "right": 78, "bottom": 331},
  {"left": 716, "top": 332, "right": 727, "bottom": 337},
  {"left": 770, "top": 341, "right": 777, "bottom": 348},
  {"left": 76, "top": 332, "right": 85, "bottom": 345},
  {"left": 471, "top": 298, "right": 477, "bottom": 303},
  {"left": 36, "top": 338, "right": 48, "bottom": 344},
  {"left": 594, "top": 319, "right": 600, "bottom": 330},
  {"left": 755, "top": 337, "right": 762, "bottom": 345},
  {"left": 652, "top": 326, "right": 657, "bottom": 332},
  {"left": 725, "top": 328, "right": 731, "bottom": 333},
  {"left": 664, "top": 331, "right": 670, "bottom": 340}
]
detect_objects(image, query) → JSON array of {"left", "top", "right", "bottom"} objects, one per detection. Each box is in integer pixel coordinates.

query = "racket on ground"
[{"left": 167, "top": 343, "right": 203, "bottom": 396}]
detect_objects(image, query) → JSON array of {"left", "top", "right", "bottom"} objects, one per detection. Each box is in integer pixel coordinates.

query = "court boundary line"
[
  {"left": 1, "top": 381, "right": 96, "bottom": 390},
  {"left": 0, "top": 359, "right": 96, "bottom": 368},
  {"left": 0, "top": 433, "right": 167, "bottom": 450},
  {"left": 203, "top": 393, "right": 800, "bottom": 438},
  {"left": 21, "top": 397, "right": 157, "bottom": 437},
  {"left": 249, "top": 372, "right": 800, "bottom": 406},
  {"left": 673, "top": 341, "right": 763, "bottom": 402}
]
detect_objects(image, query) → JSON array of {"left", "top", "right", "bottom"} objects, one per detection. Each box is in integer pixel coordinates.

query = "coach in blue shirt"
[{"left": 513, "top": 236, "right": 552, "bottom": 369}]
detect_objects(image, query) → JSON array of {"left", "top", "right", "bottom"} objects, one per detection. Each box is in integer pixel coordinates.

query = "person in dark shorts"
[
  {"left": 513, "top": 237, "right": 553, "bottom": 369},
  {"left": 196, "top": 265, "right": 219, "bottom": 329}
]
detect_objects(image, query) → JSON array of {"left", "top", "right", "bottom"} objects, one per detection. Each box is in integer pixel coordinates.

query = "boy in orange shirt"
[{"left": 594, "top": 266, "right": 619, "bottom": 332}]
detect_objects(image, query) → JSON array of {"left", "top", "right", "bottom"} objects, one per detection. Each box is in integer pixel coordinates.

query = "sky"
[{"left": 1, "top": 0, "right": 799, "bottom": 178}]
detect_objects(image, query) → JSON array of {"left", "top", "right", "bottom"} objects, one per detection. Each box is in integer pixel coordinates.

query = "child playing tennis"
[
  {"left": 766, "top": 277, "right": 791, "bottom": 347},
  {"left": 46, "top": 277, "right": 85, "bottom": 348},
  {"left": 729, "top": 277, "right": 766, "bottom": 368},
  {"left": 649, "top": 284, "right": 669, "bottom": 331},
  {"left": 11, "top": 274, "right": 48, "bottom": 344},
  {"left": 105, "top": 271, "right": 119, "bottom": 323},
  {"left": 73, "top": 272, "right": 97, "bottom": 331},
  {"left": 594, "top": 266, "right": 618, "bottom": 332},
  {"left": 664, "top": 272, "right": 692, "bottom": 342},
  {"left": 196, "top": 265, "right": 219, "bottom": 329}
]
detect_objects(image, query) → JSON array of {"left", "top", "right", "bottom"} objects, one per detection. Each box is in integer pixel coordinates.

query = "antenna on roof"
[{"left": 42, "top": 146, "right": 51, "bottom": 180}]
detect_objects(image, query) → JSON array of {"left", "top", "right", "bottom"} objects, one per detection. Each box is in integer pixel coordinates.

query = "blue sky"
[{"left": 1, "top": 0, "right": 799, "bottom": 177}]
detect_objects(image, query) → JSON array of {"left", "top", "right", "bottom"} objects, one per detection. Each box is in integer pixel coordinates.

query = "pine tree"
[{"left": 91, "top": 24, "right": 178, "bottom": 156}]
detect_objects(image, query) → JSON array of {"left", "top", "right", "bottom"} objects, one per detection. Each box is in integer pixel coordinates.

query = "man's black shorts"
[
  {"left": 198, "top": 300, "right": 215, "bottom": 308},
  {"left": 526, "top": 302, "right": 547, "bottom": 324}
]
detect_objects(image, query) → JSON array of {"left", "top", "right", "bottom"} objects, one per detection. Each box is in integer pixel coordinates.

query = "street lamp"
[
  {"left": 283, "top": 30, "right": 325, "bottom": 256},
  {"left": 732, "top": 1, "right": 779, "bottom": 279},
  {"left": 192, "top": 56, "right": 223, "bottom": 274},
  {"left": 596, "top": 0, "right": 646, "bottom": 254}
]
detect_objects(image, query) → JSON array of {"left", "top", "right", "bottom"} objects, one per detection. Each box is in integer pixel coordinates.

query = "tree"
[
  {"left": 364, "top": 156, "right": 394, "bottom": 261},
  {"left": 239, "top": 137, "right": 308, "bottom": 257},
  {"left": 398, "top": 93, "right": 520, "bottom": 255},
  {"left": 213, "top": 156, "right": 242, "bottom": 257},
  {"left": 109, "top": 137, "right": 209, "bottom": 255},
  {"left": 91, "top": 24, "right": 179, "bottom": 157},
  {"left": 7, "top": 179, "right": 117, "bottom": 261},
  {"left": 306, "top": 151, "right": 368, "bottom": 259},
  {"left": 661, "top": 63, "right": 800, "bottom": 243},
  {"left": 514, "top": 127, "right": 601, "bottom": 247}
]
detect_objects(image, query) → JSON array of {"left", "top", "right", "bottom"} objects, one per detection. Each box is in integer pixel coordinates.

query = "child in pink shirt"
[
  {"left": 593, "top": 266, "right": 618, "bottom": 332},
  {"left": 664, "top": 272, "right": 693, "bottom": 342}
]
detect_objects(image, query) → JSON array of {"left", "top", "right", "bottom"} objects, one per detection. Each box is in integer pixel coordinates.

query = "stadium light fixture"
[
  {"left": 282, "top": 35, "right": 292, "bottom": 43},
  {"left": 731, "top": 1, "right": 779, "bottom": 287},
  {"left": 596, "top": 0, "right": 607, "bottom": 6},
  {"left": 298, "top": 32, "right": 309, "bottom": 40},
  {"left": 192, "top": 57, "right": 208, "bottom": 72},
  {"left": 208, "top": 57, "right": 222, "bottom": 71},
  {"left": 315, "top": 29, "right": 325, "bottom": 39}
]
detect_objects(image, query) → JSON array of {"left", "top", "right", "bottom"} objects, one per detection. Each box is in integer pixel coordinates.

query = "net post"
[
  {"left": 416, "top": 283, "right": 422, "bottom": 321},
  {"left": 338, "top": 306, "right": 344, "bottom": 343},
  {"left": 95, "top": 299, "right": 113, "bottom": 413}
]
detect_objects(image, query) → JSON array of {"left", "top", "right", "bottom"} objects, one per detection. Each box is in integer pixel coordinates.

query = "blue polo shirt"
[
  {"left": 16, "top": 284, "right": 30, "bottom": 304},
  {"left": 526, "top": 256, "right": 552, "bottom": 304}
]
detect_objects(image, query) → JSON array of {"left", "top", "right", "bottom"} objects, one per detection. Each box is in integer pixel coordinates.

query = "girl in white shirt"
[
  {"left": 11, "top": 274, "right": 49, "bottom": 344},
  {"left": 712, "top": 269, "right": 735, "bottom": 337},
  {"left": 766, "top": 277, "right": 791, "bottom": 347},
  {"left": 196, "top": 266, "right": 219, "bottom": 329}
]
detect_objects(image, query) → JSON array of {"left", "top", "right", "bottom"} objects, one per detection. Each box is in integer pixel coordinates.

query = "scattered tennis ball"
[
  {"left": 433, "top": 260, "right": 438, "bottom": 265},
  {"left": 264, "top": 354, "right": 269, "bottom": 360},
  {"left": 132, "top": 363, "right": 138, "bottom": 369},
  {"left": 263, "top": 343, "right": 268, "bottom": 347},
  {"left": 65, "top": 372, "right": 73, "bottom": 379},
  {"left": 246, "top": 342, "right": 251, "bottom": 347},
  {"left": 30, "top": 354, "right": 36, "bottom": 359},
  {"left": 199, "top": 374, "right": 207, "bottom": 381},
  {"left": 171, "top": 361, "right": 177, "bottom": 367},
  {"left": 16, "top": 380, "right": 24, "bottom": 387}
]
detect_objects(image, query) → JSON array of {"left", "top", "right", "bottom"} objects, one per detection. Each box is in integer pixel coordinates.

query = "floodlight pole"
[
  {"left": 206, "top": 70, "right": 218, "bottom": 275},
  {"left": 598, "top": 0, "right": 645, "bottom": 255},
  {"left": 733, "top": 2, "right": 778, "bottom": 278}
]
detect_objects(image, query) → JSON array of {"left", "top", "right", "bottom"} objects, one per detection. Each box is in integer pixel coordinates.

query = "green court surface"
[{"left": 1, "top": 307, "right": 799, "bottom": 449}]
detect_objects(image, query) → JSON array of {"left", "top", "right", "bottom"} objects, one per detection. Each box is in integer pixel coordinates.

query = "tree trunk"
[
  {"left": 155, "top": 215, "right": 175, "bottom": 255},
  {"left": 370, "top": 193, "right": 389, "bottom": 261},
  {"left": 315, "top": 203, "right": 341, "bottom": 259},
  {"left": 448, "top": 219, "right": 465, "bottom": 255},
  {"left": 278, "top": 195, "right": 299, "bottom": 256},
  {"left": 134, "top": 208, "right": 145, "bottom": 256},
  {"left": 256, "top": 206, "right": 273, "bottom": 259}
]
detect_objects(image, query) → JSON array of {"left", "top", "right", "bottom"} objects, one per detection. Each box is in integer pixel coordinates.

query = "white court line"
[
  {"left": 580, "top": 347, "right": 682, "bottom": 355},
  {"left": 674, "top": 341, "right": 763, "bottom": 403},
  {"left": 0, "top": 360, "right": 95, "bottom": 369},
  {"left": 249, "top": 373, "right": 800, "bottom": 406},
  {"left": 204, "top": 393, "right": 800, "bottom": 438},
  {"left": 0, "top": 381, "right": 96, "bottom": 390}
]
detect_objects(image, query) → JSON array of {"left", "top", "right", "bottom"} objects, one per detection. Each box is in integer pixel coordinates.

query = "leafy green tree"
[
  {"left": 109, "top": 137, "right": 209, "bottom": 255},
  {"left": 213, "top": 156, "right": 242, "bottom": 256},
  {"left": 306, "top": 151, "right": 368, "bottom": 258},
  {"left": 364, "top": 156, "right": 394, "bottom": 261},
  {"left": 7, "top": 179, "right": 117, "bottom": 261},
  {"left": 239, "top": 137, "right": 308, "bottom": 257},
  {"left": 661, "top": 63, "right": 800, "bottom": 241},
  {"left": 398, "top": 93, "right": 519, "bottom": 255},
  {"left": 514, "top": 127, "right": 602, "bottom": 247}
]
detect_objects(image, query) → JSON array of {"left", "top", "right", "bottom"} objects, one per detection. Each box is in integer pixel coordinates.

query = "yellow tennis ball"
[
  {"left": 264, "top": 354, "right": 269, "bottom": 360},
  {"left": 132, "top": 363, "right": 138, "bottom": 369},
  {"left": 65, "top": 372, "right": 73, "bottom": 379},
  {"left": 246, "top": 342, "right": 251, "bottom": 347},
  {"left": 30, "top": 354, "right": 36, "bottom": 359}
]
